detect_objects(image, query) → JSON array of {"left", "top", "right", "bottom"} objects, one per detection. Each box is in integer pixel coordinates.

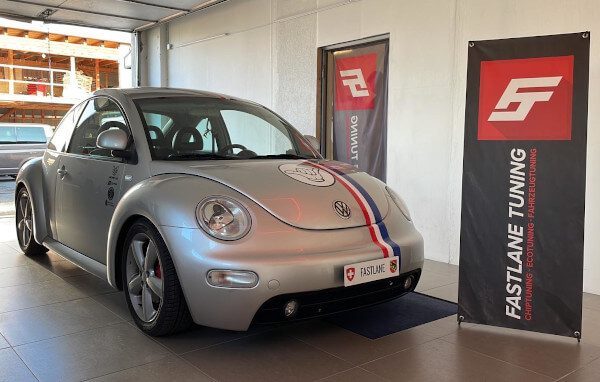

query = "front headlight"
[
  {"left": 385, "top": 186, "right": 412, "bottom": 221},
  {"left": 196, "top": 196, "right": 251, "bottom": 240}
]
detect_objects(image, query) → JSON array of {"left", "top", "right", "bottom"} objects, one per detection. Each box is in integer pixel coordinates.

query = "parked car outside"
[
  {"left": 0, "top": 123, "right": 52, "bottom": 177},
  {"left": 15, "top": 88, "right": 424, "bottom": 336}
]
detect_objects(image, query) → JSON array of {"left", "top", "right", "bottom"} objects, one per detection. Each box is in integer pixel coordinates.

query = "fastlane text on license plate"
[{"left": 343, "top": 257, "right": 399, "bottom": 287}]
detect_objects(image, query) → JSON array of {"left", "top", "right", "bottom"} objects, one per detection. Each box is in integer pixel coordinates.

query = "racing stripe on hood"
[{"left": 303, "top": 161, "right": 401, "bottom": 258}]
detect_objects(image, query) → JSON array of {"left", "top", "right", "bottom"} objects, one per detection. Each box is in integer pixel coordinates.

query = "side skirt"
[{"left": 43, "top": 238, "right": 112, "bottom": 285}]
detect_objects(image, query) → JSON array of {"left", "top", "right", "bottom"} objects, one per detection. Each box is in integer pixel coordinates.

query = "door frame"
[{"left": 316, "top": 33, "right": 390, "bottom": 160}]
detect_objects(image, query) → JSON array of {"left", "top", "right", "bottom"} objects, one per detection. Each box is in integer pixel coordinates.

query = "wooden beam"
[
  {"left": 7, "top": 49, "right": 13, "bottom": 94},
  {"left": 95, "top": 59, "right": 100, "bottom": 90},
  {"left": 0, "top": 108, "right": 15, "bottom": 121}
]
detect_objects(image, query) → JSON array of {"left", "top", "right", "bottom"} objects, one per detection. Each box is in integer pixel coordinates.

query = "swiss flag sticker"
[
  {"left": 346, "top": 267, "right": 355, "bottom": 282},
  {"left": 335, "top": 54, "right": 377, "bottom": 111},
  {"left": 478, "top": 56, "right": 574, "bottom": 140}
]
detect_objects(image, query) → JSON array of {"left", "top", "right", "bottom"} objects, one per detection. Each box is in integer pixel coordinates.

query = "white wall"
[{"left": 139, "top": 0, "right": 600, "bottom": 294}]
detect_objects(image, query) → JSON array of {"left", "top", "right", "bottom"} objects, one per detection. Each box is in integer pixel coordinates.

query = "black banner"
[
  {"left": 332, "top": 41, "right": 388, "bottom": 181},
  {"left": 458, "top": 32, "right": 589, "bottom": 338}
]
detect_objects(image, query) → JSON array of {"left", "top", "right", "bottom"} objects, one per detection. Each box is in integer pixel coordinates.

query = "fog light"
[
  {"left": 206, "top": 270, "right": 258, "bottom": 288},
  {"left": 403, "top": 275, "right": 415, "bottom": 290},
  {"left": 284, "top": 300, "right": 299, "bottom": 318}
]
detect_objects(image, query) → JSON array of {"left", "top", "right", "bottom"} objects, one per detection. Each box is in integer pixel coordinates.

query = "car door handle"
[{"left": 57, "top": 167, "right": 67, "bottom": 178}]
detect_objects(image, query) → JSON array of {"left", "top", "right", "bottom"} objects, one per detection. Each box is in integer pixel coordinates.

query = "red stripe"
[{"left": 303, "top": 161, "right": 389, "bottom": 257}]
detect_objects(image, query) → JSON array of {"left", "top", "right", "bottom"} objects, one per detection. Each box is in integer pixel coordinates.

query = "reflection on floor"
[{"left": 1, "top": 215, "right": 599, "bottom": 381}]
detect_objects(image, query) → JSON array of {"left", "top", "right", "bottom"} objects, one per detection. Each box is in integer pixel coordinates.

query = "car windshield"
[{"left": 134, "top": 97, "right": 319, "bottom": 161}]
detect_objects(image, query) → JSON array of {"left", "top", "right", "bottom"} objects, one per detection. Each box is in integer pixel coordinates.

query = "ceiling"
[{"left": 0, "top": 0, "right": 229, "bottom": 32}]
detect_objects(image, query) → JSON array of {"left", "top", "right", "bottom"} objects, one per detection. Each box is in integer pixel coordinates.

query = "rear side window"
[
  {"left": 49, "top": 102, "right": 86, "bottom": 152},
  {"left": 0, "top": 126, "right": 16, "bottom": 143},
  {"left": 16, "top": 127, "right": 47, "bottom": 143},
  {"left": 67, "top": 97, "right": 131, "bottom": 158}
]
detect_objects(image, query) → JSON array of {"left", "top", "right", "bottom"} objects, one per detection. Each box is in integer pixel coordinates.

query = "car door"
[
  {"left": 55, "top": 96, "right": 133, "bottom": 264},
  {"left": 44, "top": 102, "right": 86, "bottom": 237}
]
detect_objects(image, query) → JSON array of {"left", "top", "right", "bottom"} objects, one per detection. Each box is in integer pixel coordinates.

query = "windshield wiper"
[
  {"left": 164, "top": 153, "right": 237, "bottom": 161},
  {"left": 247, "top": 153, "right": 314, "bottom": 160}
]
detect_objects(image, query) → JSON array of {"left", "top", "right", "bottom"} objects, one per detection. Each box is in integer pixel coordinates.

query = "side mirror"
[
  {"left": 304, "top": 135, "right": 320, "bottom": 153},
  {"left": 97, "top": 129, "right": 128, "bottom": 151}
]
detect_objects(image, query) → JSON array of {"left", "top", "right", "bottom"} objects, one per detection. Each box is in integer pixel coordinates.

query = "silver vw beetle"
[{"left": 15, "top": 88, "right": 424, "bottom": 336}]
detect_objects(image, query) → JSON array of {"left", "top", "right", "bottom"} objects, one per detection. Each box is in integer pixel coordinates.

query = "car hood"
[{"left": 150, "top": 159, "right": 389, "bottom": 230}]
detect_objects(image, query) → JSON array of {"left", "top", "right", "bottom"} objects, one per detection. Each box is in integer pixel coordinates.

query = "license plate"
[{"left": 344, "top": 257, "right": 399, "bottom": 287}]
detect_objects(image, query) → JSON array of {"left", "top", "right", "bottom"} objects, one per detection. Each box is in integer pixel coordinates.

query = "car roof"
[{"left": 93, "top": 87, "right": 232, "bottom": 100}]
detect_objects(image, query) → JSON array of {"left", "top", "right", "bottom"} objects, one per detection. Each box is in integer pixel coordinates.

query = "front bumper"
[
  {"left": 253, "top": 269, "right": 421, "bottom": 324},
  {"left": 158, "top": 202, "right": 424, "bottom": 331}
]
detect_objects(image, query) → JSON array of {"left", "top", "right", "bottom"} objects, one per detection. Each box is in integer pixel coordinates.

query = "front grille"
[{"left": 252, "top": 269, "right": 421, "bottom": 324}]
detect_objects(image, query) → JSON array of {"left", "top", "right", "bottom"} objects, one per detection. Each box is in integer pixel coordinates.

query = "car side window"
[
  {"left": 0, "top": 126, "right": 16, "bottom": 143},
  {"left": 48, "top": 102, "right": 86, "bottom": 152},
  {"left": 67, "top": 97, "right": 131, "bottom": 159}
]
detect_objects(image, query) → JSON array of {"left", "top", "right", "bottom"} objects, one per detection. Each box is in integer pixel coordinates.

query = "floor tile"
[
  {"left": 558, "top": 356, "right": 600, "bottom": 381},
  {"left": 31, "top": 258, "right": 89, "bottom": 278},
  {"left": 90, "top": 291, "right": 133, "bottom": 322},
  {"left": 0, "top": 242, "right": 19, "bottom": 256},
  {"left": 15, "top": 322, "right": 170, "bottom": 382},
  {"left": 155, "top": 323, "right": 249, "bottom": 355},
  {"left": 363, "top": 338, "right": 553, "bottom": 382},
  {"left": 423, "top": 259, "right": 459, "bottom": 278},
  {"left": 183, "top": 330, "right": 353, "bottom": 382},
  {"left": 0, "top": 251, "right": 33, "bottom": 269},
  {"left": 442, "top": 324, "right": 600, "bottom": 378},
  {"left": 0, "top": 262, "right": 61, "bottom": 288},
  {"left": 88, "top": 355, "right": 214, "bottom": 382},
  {"left": 0, "top": 348, "right": 37, "bottom": 382},
  {"left": 63, "top": 273, "right": 117, "bottom": 296},
  {"left": 415, "top": 270, "right": 457, "bottom": 292},
  {"left": 289, "top": 319, "right": 436, "bottom": 365},
  {"left": 318, "top": 366, "right": 390, "bottom": 382},
  {"left": 583, "top": 293, "right": 600, "bottom": 312},
  {"left": 0, "top": 297, "right": 123, "bottom": 346},
  {"left": 0, "top": 277, "right": 87, "bottom": 313},
  {"left": 580, "top": 308, "right": 600, "bottom": 347},
  {"left": 421, "top": 283, "right": 458, "bottom": 303}
]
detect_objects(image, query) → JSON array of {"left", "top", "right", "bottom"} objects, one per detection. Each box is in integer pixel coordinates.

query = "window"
[
  {"left": 221, "top": 110, "right": 295, "bottom": 156},
  {"left": 134, "top": 97, "right": 318, "bottom": 161},
  {"left": 195, "top": 117, "right": 216, "bottom": 152},
  {"left": 49, "top": 102, "right": 86, "bottom": 152},
  {"left": 0, "top": 126, "right": 16, "bottom": 143},
  {"left": 67, "top": 97, "right": 131, "bottom": 158},
  {"left": 16, "top": 127, "right": 47, "bottom": 143}
]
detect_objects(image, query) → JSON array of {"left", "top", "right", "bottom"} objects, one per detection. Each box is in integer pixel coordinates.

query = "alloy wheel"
[
  {"left": 125, "top": 232, "right": 164, "bottom": 322},
  {"left": 16, "top": 191, "right": 33, "bottom": 248}
]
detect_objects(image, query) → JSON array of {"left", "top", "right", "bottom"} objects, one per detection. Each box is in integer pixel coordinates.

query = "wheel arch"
[{"left": 15, "top": 157, "right": 49, "bottom": 244}]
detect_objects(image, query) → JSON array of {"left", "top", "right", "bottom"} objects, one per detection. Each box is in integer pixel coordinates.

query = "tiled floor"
[{"left": 1, "top": 215, "right": 599, "bottom": 381}]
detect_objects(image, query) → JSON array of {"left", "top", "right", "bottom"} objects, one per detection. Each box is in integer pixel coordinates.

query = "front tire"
[
  {"left": 15, "top": 187, "right": 47, "bottom": 255},
  {"left": 122, "top": 219, "right": 192, "bottom": 336}
]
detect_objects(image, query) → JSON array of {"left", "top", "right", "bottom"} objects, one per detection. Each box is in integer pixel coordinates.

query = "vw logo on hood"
[{"left": 333, "top": 200, "right": 351, "bottom": 219}]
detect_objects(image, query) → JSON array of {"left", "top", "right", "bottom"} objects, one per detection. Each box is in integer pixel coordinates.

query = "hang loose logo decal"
[{"left": 279, "top": 164, "right": 335, "bottom": 187}]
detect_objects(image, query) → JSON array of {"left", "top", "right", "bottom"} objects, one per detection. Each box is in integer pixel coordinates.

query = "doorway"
[{"left": 318, "top": 35, "right": 389, "bottom": 181}]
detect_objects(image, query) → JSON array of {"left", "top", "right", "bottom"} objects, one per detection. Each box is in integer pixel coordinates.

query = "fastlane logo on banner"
[
  {"left": 331, "top": 42, "right": 388, "bottom": 182},
  {"left": 478, "top": 56, "right": 574, "bottom": 140},
  {"left": 334, "top": 53, "right": 377, "bottom": 111},
  {"left": 458, "top": 32, "right": 589, "bottom": 339}
]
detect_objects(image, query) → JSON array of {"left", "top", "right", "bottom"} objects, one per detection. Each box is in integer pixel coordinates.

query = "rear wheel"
[
  {"left": 15, "top": 187, "right": 47, "bottom": 255},
  {"left": 122, "top": 219, "right": 192, "bottom": 336}
]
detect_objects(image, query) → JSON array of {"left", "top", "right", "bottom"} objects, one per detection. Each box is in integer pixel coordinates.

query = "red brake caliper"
[{"left": 155, "top": 262, "right": 162, "bottom": 278}]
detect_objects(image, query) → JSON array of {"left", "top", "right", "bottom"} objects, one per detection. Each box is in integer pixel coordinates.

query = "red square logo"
[
  {"left": 478, "top": 56, "right": 574, "bottom": 140},
  {"left": 335, "top": 54, "right": 377, "bottom": 111}
]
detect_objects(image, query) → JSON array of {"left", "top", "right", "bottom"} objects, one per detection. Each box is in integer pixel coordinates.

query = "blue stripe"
[{"left": 320, "top": 162, "right": 402, "bottom": 257}]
